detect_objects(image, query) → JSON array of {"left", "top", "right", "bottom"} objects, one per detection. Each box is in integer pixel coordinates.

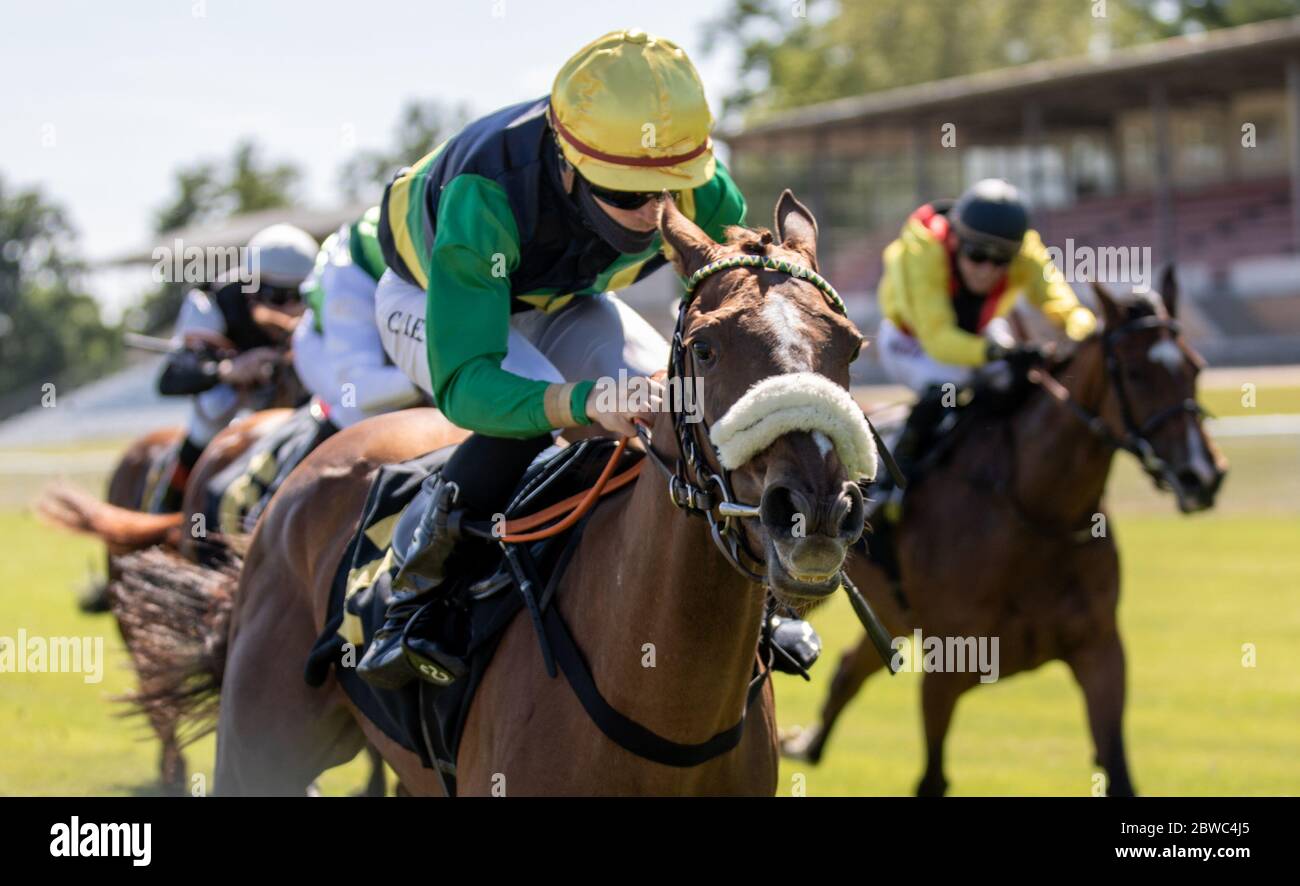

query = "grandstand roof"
[{"left": 724, "top": 16, "right": 1300, "bottom": 145}]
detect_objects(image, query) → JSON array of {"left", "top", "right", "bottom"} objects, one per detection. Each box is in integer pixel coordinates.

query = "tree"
[
  {"left": 153, "top": 162, "right": 220, "bottom": 234},
  {"left": 224, "top": 140, "right": 301, "bottom": 216},
  {"left": 704, "top": 0, "right": 1300, "bottom": 120},
  {"left": 154, "top": 140, "right": 302, "bottom": 234},
  {"left": 340, "top": 100, "right": 471, "bottom": 202},
  {"left": 0, "top": 175, "right": 120, "bottom": 414}
]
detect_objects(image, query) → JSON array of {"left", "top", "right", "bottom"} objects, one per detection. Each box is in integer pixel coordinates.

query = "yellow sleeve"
[
  {"left": 895, "top": 234, "right": 989, "bottom": 367},
  {"left": 1016, "top": 231, "right": 1097, "bottom": 341}
]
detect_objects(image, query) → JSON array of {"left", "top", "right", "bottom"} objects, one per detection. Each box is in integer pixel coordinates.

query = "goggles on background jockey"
[
  {"left": 254, "top": 283, "right": 303, "bottom": 306},
  {"left": 959, "top": 242, "right": 1015, "bottom": 267}
]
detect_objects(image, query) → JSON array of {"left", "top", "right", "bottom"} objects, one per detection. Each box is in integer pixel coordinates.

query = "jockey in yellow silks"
[{"left": 875, "top": 178, "right": 1096, "bottom": 483}]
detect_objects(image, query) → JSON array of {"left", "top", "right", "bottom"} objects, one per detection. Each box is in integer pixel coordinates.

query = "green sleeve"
[
  {"left": 691, "top": 160, "right": 748, "bottom": 244},
  {"left": 425, "top": 174, "right": 590, "bottom": 438}
]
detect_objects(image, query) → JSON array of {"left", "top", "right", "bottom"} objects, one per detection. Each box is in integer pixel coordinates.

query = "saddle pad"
[
  {"left": 202, "top": 403, "right": 336, "bottom": 540},
  {"left": 304, "top": 437, "right": 641, "bottom": 782}
]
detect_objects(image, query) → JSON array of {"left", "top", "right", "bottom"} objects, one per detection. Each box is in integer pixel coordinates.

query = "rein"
[{"left": 1029, "top": 314, "right": 1204, "bottom": 483}]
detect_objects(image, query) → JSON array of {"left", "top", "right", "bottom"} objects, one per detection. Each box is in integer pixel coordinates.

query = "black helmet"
[{"left": 951, "top": 179, "right": 1029, "bottom": 255}]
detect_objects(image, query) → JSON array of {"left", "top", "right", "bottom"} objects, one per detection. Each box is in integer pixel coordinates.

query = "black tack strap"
[{"left": 542, "top": 603, "right": 767, "bottom": 768}]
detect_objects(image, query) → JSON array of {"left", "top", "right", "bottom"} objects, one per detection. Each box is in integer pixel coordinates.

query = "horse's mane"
[{"left": 721, "top": 225, "right": 777, "bottom": 255}]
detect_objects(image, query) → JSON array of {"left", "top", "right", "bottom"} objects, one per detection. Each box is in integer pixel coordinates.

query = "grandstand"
[{"left": 722, "top": 17, "right": 1300, "bottom": 370}]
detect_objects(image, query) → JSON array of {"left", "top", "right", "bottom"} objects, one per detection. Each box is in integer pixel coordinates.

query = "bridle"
[
  {"left": 1031, "top": 313, "right": 1205, "bottom": 484},
  {"left": 635, "top": 253, "right": 850, "bottom": 584}
]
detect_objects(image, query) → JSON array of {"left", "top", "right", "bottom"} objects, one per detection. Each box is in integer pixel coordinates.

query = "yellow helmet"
[{"left": 550, "top": 29, "right": 715, "bottom": 192}]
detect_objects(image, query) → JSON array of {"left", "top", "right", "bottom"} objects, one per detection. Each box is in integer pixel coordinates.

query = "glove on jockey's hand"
[
  {"left": 585, "top": 374, "right": 665, "bottom": 437},
  {"left": 986, "top": 341, "right": 1048, "bottom": 374},
  {"left": 218, "top": 345, "right": 282, "bottom": 388}
]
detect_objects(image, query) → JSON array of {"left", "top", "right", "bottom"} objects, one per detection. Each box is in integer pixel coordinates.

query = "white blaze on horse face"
[
  {"left": 762, "top": 292, "right": 813, "bottom": 371},
  {"left": 812, "top": 430, "right": 834, "bottom": 459},
  {"left": 1148, "top": 338, "right": 1183, "bottom": 373}
]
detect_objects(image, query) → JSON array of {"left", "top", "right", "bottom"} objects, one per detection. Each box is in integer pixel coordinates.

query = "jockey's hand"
[
  {"left": 585, "top": 374, "right": 665, "bottom": 437},
  {"left": 250, "top": 301, "right": 304, "bottom": 343},
  {"left": 987, "top": 341, "right": 1047, "bottom": 373},
  {"left": 218, "top": 346, "right": 282, "bottom": 388}
]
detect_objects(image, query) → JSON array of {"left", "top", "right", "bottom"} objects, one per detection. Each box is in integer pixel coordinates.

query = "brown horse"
[
  {"left": 142, "top": 192, "right": 870, "bottom": 795},
  {"left": 37, "top": 409, "right": 292, "bottom": 791},
  {"left": 782, "top": 271, "right": 1228, "bottom": 796}
]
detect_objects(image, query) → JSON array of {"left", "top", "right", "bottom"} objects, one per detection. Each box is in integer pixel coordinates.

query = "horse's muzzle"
[{"left": 759, "top": 481, "right": 864, "bottom": 598}]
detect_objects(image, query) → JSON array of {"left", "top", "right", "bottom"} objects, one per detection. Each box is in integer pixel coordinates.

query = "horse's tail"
[
  {"left": 110, "top": 546, "right": 241, "bottom": 744},
  {"left": 36, "top": 483, "right": 183, "bottom": 551}
]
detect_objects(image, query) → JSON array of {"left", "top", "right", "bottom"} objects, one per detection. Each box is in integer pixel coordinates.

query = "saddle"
[
  {"left": 200, "top": 401, "right": 337, "bottom": 549},
  {"left": 304, "top": 436, "right": 643, "bottom": 792}
]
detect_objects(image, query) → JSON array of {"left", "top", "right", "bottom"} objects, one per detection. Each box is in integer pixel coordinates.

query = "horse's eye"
[
  {"left": 691, "top": 340, "right": 716, "bottom": 364},
  {"left": 850, "top": 338, "right": 863, "bottom": 362}
]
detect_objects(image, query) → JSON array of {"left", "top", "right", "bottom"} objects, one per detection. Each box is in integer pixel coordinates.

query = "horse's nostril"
[
  {"left": 760, "top": 485, "right": 803, "bottom": 538},
  {"left": 836, "top": 484, "right": 866, "bottom": 540}
]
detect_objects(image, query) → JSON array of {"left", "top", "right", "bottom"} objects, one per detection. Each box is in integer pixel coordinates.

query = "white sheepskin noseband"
[{"left": 709, "top": 372, "right": 877, "bottom": 481}]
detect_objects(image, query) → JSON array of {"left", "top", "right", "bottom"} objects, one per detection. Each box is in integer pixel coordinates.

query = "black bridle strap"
[
  {"left": 543, "top": 602, "right": 769, "bottom": 767},
  {"left": 1029, "top": 315, "right": 1203, "bottom": 468}
]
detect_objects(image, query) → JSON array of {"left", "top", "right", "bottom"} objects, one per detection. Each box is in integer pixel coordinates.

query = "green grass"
[
  {"left": 1198, "top": 384, "right": 1300, "bottom": 418},
  {"left": 776, "top": 514, "right": 1300, "bottom": 796},
  {"left": 0, "top": 513, "right": 374, "bottom": 796},
  {"left": 1, "top": 432, "right": 1296, "bottom": 796}
]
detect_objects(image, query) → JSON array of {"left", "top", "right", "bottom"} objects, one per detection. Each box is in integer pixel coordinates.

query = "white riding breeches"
[
  {"left": 293, "top": 256, "right": 422, "bottom": 429},
  {"left": 373, "top": 269, "right": 669, "bottom": 412}
]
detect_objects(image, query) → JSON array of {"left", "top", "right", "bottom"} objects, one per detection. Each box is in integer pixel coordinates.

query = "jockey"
[
  {"left": 359, "top": 29, "right": 756, "bottom": 687},
  {"left": 153, "top": 223, "right": 317, "bottom": 512},
  {"left": 291, "top": 207, "right": 423, "bottom": 430},
  {"left": 876, "top": 178, "right": 1097, "bottom": 484}
]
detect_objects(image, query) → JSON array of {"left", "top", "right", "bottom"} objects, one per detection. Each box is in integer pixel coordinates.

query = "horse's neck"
[
  {"left": 1010, "top": 343, "right": 1117, "bottom": 527},
  {"left": 562, "top": 413, "right": 767, "bottom": 739}
]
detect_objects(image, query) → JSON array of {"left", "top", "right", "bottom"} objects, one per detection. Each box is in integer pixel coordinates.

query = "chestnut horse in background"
[
  {"left": 138, "top": 192, "right": 872, "bottom": 795},
  {"left": 37, "top": 408, "right": 292, "bottom": 791},
  {"left": 784, "top": 271, "right": 1227, "bottom": 796}
]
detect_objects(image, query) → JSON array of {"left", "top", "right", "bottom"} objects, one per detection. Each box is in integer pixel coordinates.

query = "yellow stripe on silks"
[
  {"left": 607, "top": 259, "right": 649, "bottom": 293},
  {"left": 517, "top": 293, "right": 575, "bottom": 313},
  {"left": 680, "top": 188, "right": 697, "bottom": 221},
  {"left": 387, "top": 174, "right": 429, "bottom": 291}
]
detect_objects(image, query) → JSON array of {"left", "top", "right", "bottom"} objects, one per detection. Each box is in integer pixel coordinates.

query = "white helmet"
[{"left": 244, "top": 223, "right": 319, "bottom": 288}]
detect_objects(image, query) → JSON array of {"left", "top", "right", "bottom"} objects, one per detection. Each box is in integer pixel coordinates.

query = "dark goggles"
[
  {"left": 960, "top": 242, "right": 1015, "bottom": 266},
  {"left": 255, "top": 284, "right": 303, "bottom": 306},
  {"left": 586, "top": 180, "right": 681, "bottom": 210}
]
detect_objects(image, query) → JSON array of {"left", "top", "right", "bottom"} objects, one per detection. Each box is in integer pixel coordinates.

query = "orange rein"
[{"left": 497, "top": 436, "right": 643, "bottom": 543}]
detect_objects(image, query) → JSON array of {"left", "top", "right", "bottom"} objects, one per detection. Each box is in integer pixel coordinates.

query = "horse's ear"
[
  {"left": 1091, "top": 280, "right": 1124, "bottom": 329},
  {"left": 774, "top": 189, "right": 819, "bottom": 270},
  {"left": 659, "top": 192, "right": 716, "bottom": 278},
  {"left": 1159, "top": 264, "right": 1179, "bottom": 318}
]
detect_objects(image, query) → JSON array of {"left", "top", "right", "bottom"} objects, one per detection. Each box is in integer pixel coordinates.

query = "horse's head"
[
  {"left": 1086, "top": 268, "right": 1227, "bottom": 512},
  {"left": 658, "top": 190, "right": 871, "bottom": 601}
]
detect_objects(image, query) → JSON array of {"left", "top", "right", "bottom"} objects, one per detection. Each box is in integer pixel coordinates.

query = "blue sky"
[{"left": 1, "top": 0, "right": 738, "bottom": 270}]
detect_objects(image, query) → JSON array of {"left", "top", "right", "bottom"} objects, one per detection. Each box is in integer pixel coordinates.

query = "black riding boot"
[
  {"left": 356, "top": 432, "right": 553, "bottom": 689},
  {"left": 891, "top": 384, "right": 951, "bottom": 485},
  {"left": 152, "top": 437, "right": 205, "bottom": 514},
  {"left": 882, "top": 384, "right": 952, "bottom": 522}
]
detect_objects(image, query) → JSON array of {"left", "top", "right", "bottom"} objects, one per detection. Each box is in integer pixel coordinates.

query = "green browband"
[{"left": 682, "top": 254, "right": 846, "bottom": 316}]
